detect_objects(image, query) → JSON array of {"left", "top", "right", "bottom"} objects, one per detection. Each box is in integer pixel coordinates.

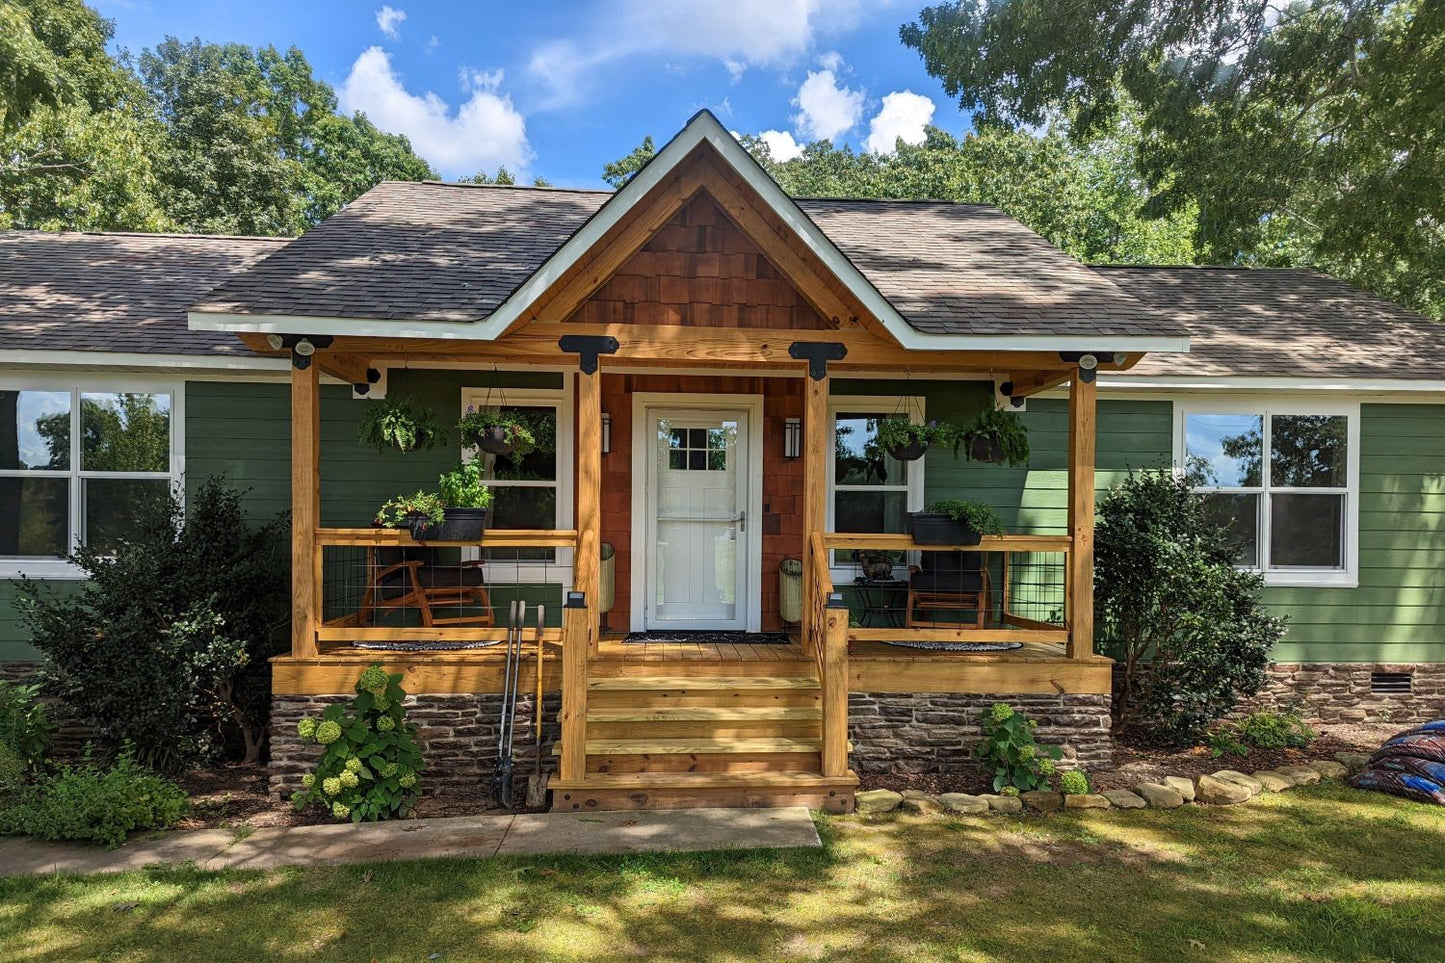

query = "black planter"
[
  {"left": 907, "top": 512, "right": 983, "bottom": 546},
  {"left": 407, "top": 507, "right": 488, "bottom": 542},
  {"left": 886, "top": 440, "right": 928, "bottom": 462},
  {"left": 968, "top": 435, "right": 1005, "bottom": 464},
  {"left": 476, "top": 426, "right": 515, "bottom": 456}
]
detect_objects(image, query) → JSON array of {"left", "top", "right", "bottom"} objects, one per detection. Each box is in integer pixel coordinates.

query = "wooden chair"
[
  {"left": 906, "top": 550, "right": 991, "bottom": 629},
  {"left": 358, "top": 546, "right": 495, "bottom": 628}
]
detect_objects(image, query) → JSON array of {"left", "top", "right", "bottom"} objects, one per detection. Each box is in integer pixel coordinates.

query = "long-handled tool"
[{"left": 493, "top": 599, "right": 526, "bottom": 808}]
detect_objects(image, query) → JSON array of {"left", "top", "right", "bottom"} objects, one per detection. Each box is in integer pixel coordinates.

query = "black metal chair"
[{"left": 358, "top": 546, "right": 494, "bottom": 627}]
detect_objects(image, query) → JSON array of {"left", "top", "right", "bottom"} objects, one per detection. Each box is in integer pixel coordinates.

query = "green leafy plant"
[
  {"left": 1059, "top": 769, "right": 1092, "bottom": 795},
  {"left": 16, "top": 478, "right": 287, "bottom": 771},
  {"left": 437, "top": 461, "right": 493, "bottom": 510},
  {"left": 1236, "top": 708, "right": 1316, "bottom": 750},
  {"left": 975, "top": 703, "right": 1062, "bottom": 792},
  {"left": 0, "top": 748, "right": 189, "bottom": 849},
  {"left": 1095, "top": 469, "right": 1287, "bottom": 743},
  {"left": 872, "top": 417, "right": 936, "bottom": 455},
  {"left": 925, "top": 499, "right": 1005, "bottom": 535},
  {"left": 374, "top": 490, "right": 446, "bottom": 529},
  {"left": 0, "top": 680, "right": 53, "bottom": 769},
  {"left": 1206, "top": 729, "right": 1250, "bottom": 759},
  {"left": 458, "top": 407, "right": 537, "bottom": 459},
  {"left": 291, "top": 665, "right": 425, "bottom": 822},
  {"left": 357, "top": 397, "right": 447, "bottom": 454},
  {"left": 961, "top": 406, "right": 1030, "bottom": 466}
]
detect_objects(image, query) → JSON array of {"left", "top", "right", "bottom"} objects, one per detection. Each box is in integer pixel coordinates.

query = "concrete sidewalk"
[{"left": 0, "top": 807, "right": 821, "bottom": 877}]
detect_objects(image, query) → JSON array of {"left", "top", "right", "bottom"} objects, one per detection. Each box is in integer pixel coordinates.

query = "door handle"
[{"left": 736, "top": 510, "right": 746, "bottom": 533}]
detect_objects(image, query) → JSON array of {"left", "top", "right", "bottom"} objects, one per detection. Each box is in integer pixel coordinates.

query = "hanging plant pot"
[
  {"left": 408, "top": 507, "right": 489, "bottom": 542},
  {"left": 968, "top": 435, "right": 1005, "bottom": 465},
  {"left": 886, "top": 440, "right": 928, "bottom": 462},
  {"left": 476, "top": 426, "right": 515, "bottom": 456}
]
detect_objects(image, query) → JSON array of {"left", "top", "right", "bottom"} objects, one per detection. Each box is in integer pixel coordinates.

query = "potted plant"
[
  {"left": 458, "top": 407, "right": 537, "bottom": 458},
  {"left": 872, "top": 417, "right": 934, "bottom": 462},
  {"left": 374, "top": 462, "right": 493, "bottom": 541},
  {"left": 908, "top": 498, "right": 1005, "bottom": 545},
  {"left": 357, "top": 397, "right": 447, "bottom": 454},
  {"left": 961, "top": 406, "right": 1030, "bottom": 466}
]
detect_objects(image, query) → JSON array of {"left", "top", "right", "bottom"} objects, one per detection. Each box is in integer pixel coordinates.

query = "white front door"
[{"left": 644, "top": 407, "right": 752, "bottom": 630}]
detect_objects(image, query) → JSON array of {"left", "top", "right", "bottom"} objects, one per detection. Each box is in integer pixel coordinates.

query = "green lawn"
[{"left": 2, "top": 783, "right": 1442, "bottom": 962}]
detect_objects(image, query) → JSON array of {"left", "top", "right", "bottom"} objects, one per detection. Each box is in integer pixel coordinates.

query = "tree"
[
  {"left": 457, "top": 167, "right": 553, "bottom": 187},
  {"left": 902, "top": 1, "right": 1445, "bottom": 317},
  {"left": 601, "top": 135, "right": 655, "bottom": 188},
  {"left": 1094, "top": 470, "right": 1287, "bottom": 743}
]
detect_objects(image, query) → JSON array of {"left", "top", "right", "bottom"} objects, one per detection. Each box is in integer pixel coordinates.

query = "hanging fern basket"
[
  {"left": 885, "top": 439, "right": 928, "bottom": 462},
  {"left": 968, "top": 435, "right": 1005, "bottom": 464},
  {"left": 476, "top": 426, "right": 515, "bottom": 456}
]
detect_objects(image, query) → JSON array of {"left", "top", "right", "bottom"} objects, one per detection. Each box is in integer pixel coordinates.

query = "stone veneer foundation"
[
  {"left": 269, "top": 692, "right": 560, "bottom": 800},
  {"left": 1255, "top": 663, "right": 1445, "bottom": 724},
  {"left": 848, "top": 692, "right": 1113, "bottom": 776}
]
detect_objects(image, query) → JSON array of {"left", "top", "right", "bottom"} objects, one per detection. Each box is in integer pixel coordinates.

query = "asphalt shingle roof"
[
  {"left": 192, "top": 181, "right": 1183, "bottom": 340},
  {"left": 1094, "top": 266, "right": 1445, "bottom": 380},
  {"left": 0, "top": 230, "right": 288, "bottom": 355}
]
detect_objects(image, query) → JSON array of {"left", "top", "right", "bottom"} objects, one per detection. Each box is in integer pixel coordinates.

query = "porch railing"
[{"left": 311, "top": 528, "right": 578, "bottom": 650}]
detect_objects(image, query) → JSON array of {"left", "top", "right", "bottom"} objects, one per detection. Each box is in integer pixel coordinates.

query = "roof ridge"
[
  {"left": 400, "top": 180, "right": 615, "bottom": 195},
  {"left": 0, "top": 228, "right": 291, "bottom": 243},
  {"left": 1091, "top": 263, "right": 1318, "bottom": 273},
  {"left": 794, "top": 196, "right": 1001, "bottom": 208}
]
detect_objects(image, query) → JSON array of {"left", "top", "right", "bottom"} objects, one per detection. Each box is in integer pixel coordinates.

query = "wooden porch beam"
[
  {"left": 290, "top": 361, "right": 321, "bottom": 658},
  {"left": 1066, "top": 373, "right": 1096, "bottom": 659},
  {"left": 574, "top": 369, "right": 603, "bottom": 654},
  {"left": 801, "top": 370, "right": 829, "bottom": 640}
]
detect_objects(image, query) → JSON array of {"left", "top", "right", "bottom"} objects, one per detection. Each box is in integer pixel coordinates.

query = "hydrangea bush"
[
  {"left": 291, "top": 665, "right": 425, "bottom": 822},
  {"left": 1059, "top": 769, "right": 1092, "bottom": 795},
  {"left": 975, "top": 703, "right": 1062, "bottom": 793}
]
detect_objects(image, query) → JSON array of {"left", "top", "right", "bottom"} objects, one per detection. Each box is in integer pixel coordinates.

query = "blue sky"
[{"left": 95, "top": 1, "right": 970, "bottom": 188}]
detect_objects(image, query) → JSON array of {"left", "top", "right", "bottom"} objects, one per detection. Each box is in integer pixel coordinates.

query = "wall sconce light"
[
  {"left": 601, "top": 412, "right": 612, "bottom": 454},
  {"left": 784, "top": 417, "right": 802, "bottom": 459}
]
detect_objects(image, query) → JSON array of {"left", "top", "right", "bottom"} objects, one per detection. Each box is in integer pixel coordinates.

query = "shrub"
[
  {"left": 1059, "top": 770, "right": 1092, "bottom": 795},
  {"left": 1236, "top": 709, "right": 1316, "bottom": 750},
  {"left": 1206, "top": 729, "right": 1249, "bottom": 758},
  {"left": 15, "top": 478, "right": 287, "bottom": 771},
  {"left": 1095, "top": 469, "right": 1287, "bottom": 744},
  {"left": 975, "top": 703, "right": 1061, "bottom": 792},
  {"left": 0, "top": 749, "right": 189, "bottom": 848},
  {"left": 0, "top": 679, "right": 53, "bottom": 768},
  {"left": 291, "top": 665, "right": 425, "bottom": 822}
]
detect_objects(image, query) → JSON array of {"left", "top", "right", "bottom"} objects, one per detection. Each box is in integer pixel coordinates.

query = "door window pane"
[
  {"left": 1201, "top": 492, "right": 1261, "bottom": 568},
  {"left": 0, "top": 477, "right": 70, "bottom": 556},
  {"left": 834, "top": 414, "right": 906, "bottom": 486},
  {"left": 83, "top": 478, "right": 168, "bottom": 553},
  {"left": 0, "top": 390, "right": 71, "bottom": 470},
  {"left": 1270, "top": 415, "right": 1347, "bottom": 488},
  {"left": 1184, "top": 414, "right": 1262, "bottom": 487},
  {"left": 1270, "top": 493, "right": 1345, "bottom": 568},
  {"left": 80, "top": 393, "right": 170, "bottom": 472}
]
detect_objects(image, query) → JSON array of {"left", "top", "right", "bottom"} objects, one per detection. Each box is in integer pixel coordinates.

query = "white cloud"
[
  {"left": 793, "top": 69, "right": 863, "bottom": 142},
  {"left": 816, "top": 50, "right": 844, "bottom": 71},
  {"left": 526, "top": 0, "right": 891, "bottom": 106},
  {"left": 424, "top": 35, "right": 439, "bottom": 55},
  {"left": 338, "top": 47, "right": 530, "bottom": 177},
  {"left": 375, "top": 5, "right": 406, "bottom": 40},
  {"left": 865, "top": 90, "right": 935, "bottom": 153},
  {"left": 460, "top": 67, "right": 505, "bottom": 92},
  {"left": 759, "top": 129, "right": 804, "bottom": 162}
]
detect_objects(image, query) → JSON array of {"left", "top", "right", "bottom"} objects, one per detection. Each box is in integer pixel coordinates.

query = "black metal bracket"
[
  {"left": 1058, "top": 351, "right": 1102, "bottom": 384},
  {"left": 559, "top": 334, "right": 620, "bottom": 375},
  {"left": 353, "top": 367, "right": 382, "bottom": 395},
  {"left": 788, "top": 341, "right": 848, "bottom": 380},
  {"left": 278, "top": 334, "right": 334, "bottom": 370}
]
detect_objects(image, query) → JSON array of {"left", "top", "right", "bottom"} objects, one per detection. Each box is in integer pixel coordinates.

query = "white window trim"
[
  {"left": 1173, "top": 398, "right": 1360, "bottom": 588},
  {"left": 0, "top": 374, "right": 185, "bottom": 580},
  {"left": 826, "top": 395, "right": 927, "bottom": 582},
  {"left": 459, "top": 384, "right": 574, "bottom": 585}
]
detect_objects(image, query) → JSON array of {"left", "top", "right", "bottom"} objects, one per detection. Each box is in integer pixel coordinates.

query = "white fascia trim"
[
  {"left": 187, "top": 110, "right": 1190, "bottom": 357},
  {"left": 1102, "top": 375, "right": 1445, "bottom": 393},
  {"left": 0, "top": 350, "right": 288, "bottom": 372}
]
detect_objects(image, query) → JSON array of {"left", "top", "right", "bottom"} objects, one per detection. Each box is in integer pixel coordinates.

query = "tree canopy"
[{"left": 902, "top": 0, "right": 1444, "bottom": 317}]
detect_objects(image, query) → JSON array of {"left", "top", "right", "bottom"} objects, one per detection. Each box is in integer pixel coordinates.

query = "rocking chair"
[
  {"left": 906, "top": 550, "right": 991, "bottom": 629},
  {"left": 358, "top": 546, "right": 495, "bottom": 628}
]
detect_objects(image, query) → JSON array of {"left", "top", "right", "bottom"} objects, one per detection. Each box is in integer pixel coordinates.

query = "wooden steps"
[{"left": 550, "top": 667, "right": 855, "bottom": 814}]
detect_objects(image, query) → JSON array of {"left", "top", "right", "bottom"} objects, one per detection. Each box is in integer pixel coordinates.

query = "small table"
[{"left": 852, "top": 578, "right": 909, "bottom": 629}]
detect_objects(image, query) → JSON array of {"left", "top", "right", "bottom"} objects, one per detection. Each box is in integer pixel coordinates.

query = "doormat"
[
  {"left": 622, "top": 630, "right": 793, "bottom": 645},
  {"left": 879, "top": 640, "right": 1023, "bottom": 652},
  {"left": 350, "top": 639, "right": 502, "bottom": 652}
]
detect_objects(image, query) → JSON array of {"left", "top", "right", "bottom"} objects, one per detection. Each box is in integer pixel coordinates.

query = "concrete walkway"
[{"left": 0, "top": 807, "right": 821, "bottom": 877}]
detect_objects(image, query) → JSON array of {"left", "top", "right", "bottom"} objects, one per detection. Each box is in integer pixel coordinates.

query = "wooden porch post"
[
  {"left": 575, "top": 370, "right": 602, "bottom": 654},
  {"left": 290, "top": 361, "right": 320, "bottom": 658},
  {"left": 1066, "top": 372, "right": 1097, "bottom": 660},
  {"left": 801, "top": 372, "right": 829, "bottom": 641}
]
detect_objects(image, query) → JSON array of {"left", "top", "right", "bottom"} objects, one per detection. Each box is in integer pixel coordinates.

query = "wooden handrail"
[
  {"left": 822, "top": 532, "right": 1072, "bottom": 553},
  {"left": 316, "top": 528, "right": 579, "bottom": 548}
]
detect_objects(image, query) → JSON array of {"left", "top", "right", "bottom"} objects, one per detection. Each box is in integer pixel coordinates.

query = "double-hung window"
[
  {"left": 459, "top": 386, "right": 574, "bottom": 579},
  {"left": 0, "top": 381, "right": 182, "bottom": 577},
  {"left": 1177, "top": 401, "right": 1359, "bottom": 587},
  {"left": 826, "top": 396, "right": 925, "bottom": 572}
]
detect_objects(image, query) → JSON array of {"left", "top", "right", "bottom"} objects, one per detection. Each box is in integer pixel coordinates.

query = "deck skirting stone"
[
  {"left": 1251, "top": 663, "right": 1445, "bottom": 724},
  {"left": 848, "top": 691, "right": 1112, "bottom": 776},
  {"left": 268, "top": 692, "right": 560, "bottom": 800}
]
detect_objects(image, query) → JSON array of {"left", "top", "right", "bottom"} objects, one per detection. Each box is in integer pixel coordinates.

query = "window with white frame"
[
  {"left": 1177, "top": 401, "right": 1359, "bottom": 586},
  {"left": 0, "top": 383, "right": 181, "bottom": 573},
  {"left": 460, "top": 387, "right": 573, "bottom": 571},
  {"left": 827, "top": 396, "right": 925, "bottom": 568}
]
